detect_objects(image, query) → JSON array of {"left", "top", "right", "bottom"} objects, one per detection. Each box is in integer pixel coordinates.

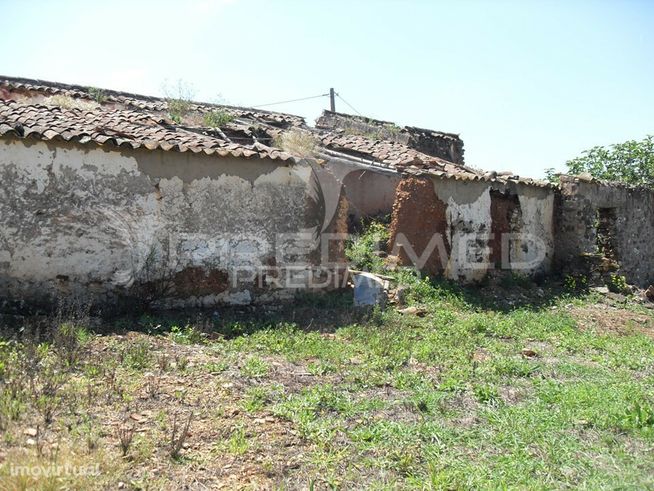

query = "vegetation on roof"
[
  {"left": 203, "top": 109, "right": 234, "bottom": 128},
  {"left": 163, "top": 80, "right": 194, "bottom": 124},
  {"left": 43, "top": 95, "right": 99, "bottom": 111},
  {"left": 273, "top": 129, "right": 318, "bottom": 159}
]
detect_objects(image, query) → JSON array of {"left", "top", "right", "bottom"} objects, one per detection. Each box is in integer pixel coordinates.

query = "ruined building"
[{"left": 0, "top": 76, "right": 652, "bottom": 311}]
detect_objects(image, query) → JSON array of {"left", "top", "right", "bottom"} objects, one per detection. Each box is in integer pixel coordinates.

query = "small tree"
[{"left": 564, "top": 135, "right": 654, "bottom": 186}]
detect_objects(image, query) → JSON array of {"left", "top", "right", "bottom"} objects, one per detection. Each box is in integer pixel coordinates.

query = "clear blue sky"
[{"left": 2, "top": 0, "right": 653, "bottom": 177}]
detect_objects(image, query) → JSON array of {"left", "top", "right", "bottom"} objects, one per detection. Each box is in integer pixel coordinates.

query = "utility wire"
[
  {"left": 253, "top": 93, "right": 329, "bottom": 108},
  {"left": 335, "top": 92, "right": 363, "bottom": 116},
  {"left": 252, "top": 90, "right": 364, "bottom": 117}
]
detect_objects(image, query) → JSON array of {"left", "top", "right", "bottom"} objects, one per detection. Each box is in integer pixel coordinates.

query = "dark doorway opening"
[
  {"left": 490, "top": 190, "right": 522, "bottom": 268},
  {"left": 596, "top": 208, "right": 618, "bottom": 260}
]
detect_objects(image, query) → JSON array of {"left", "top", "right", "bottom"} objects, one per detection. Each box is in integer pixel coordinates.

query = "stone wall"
[
  {"left": 555, "top": 176, "right": 654, "bottom": 287},
  {"left": 389, "top": 176, "right": 555, "bottom": 282},
  {"left": 315, "top": 111, "right": 465, "bottom": 164},
  {"left": 0, "top": 138, "right": 344, "bottom": 311}
]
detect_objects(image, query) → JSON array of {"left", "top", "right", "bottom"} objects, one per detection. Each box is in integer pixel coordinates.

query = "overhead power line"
[
  {"left": 252, "top": 88, "right": 364, "bottom": 117},
  {"left": 335, "top": 92, "right": 362, "bottom": 116},
  {"left": 253, "top": 93, "right": 329, "bottom": 108}
]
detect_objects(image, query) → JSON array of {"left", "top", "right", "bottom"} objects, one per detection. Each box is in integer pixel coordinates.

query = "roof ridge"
[{"left": 0, "top": 74, "right": 307, "bottom": 122}]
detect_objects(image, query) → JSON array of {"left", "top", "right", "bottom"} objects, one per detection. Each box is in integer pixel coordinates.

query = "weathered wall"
[
  {"left": 323, "top": 157, "right": 400, "bottom": 225},
  {"left": 315, "top": 111, "right": 465, "bottom": 164},
  {"left": 308, "top": 156, "right": 401, "bottom": 231},
  {"left": 0, "top": 138, "right": 337, "bottom": 310},
  {"left": 341, "top": 168, "right": 400, "bottom": 222},
  {"left": 389, "top": 176, "right": 555, "bottom": 282},
  {"left": 555, "top": 176, "right": 654, "bottom": 287}
]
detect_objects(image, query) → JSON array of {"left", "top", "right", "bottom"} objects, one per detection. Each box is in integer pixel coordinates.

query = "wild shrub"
[
  {"left": 345, "top": 219, "right": 390, "bottom": 273},
  {"left": 117, "top": 421, "right": 135, "bottom": 457},
  {"left": 51, "top": 297, "right": 91, "bottom": 367},
  {"left": 169, "top": 412, "right": 193, "bottom": 459},
  {"left": 87, "top": 87, "right": 107, "bottom": 103},
  {"left": 30, "top": 357, "right": 66, "bottom": 425},
  {"left": 174, "top": 354, "right": 189, "bottom": 371},
  {"left": 163, "top": 80, "right": 194, "bottom": 124},
  {"left": 120, "top": 340, "right": 152, "bottom": 370},
  {"left": 563, "top": 274, "right": 589, "bottom": 292},
  {"left": 169, "top": 324, "right": 207, "bottom": 345},
  {"left": 607, "top": 274, "right": 629, "bottom": 294},
  {"left": 273, "top": 129, "right": 317, "bottom": 158},
  {"left": 203, "top": 110, "right": 233, "bottom": 127},
  {"left": 241, "top": 356, "right": 269, "bottom": 378}
]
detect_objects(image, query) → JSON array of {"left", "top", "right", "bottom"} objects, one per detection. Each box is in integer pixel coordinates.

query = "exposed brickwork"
[
  {"left": 388, "top": 177, "right": 450, "bottom": 275},
  {"left": 173, "top": 267, "right": 229, "bottom": 297},
  {"left": 489, "top": 190, "right": 522, "bottom": 267}
]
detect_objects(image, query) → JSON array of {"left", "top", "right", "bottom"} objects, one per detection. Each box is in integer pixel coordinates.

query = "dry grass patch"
[
  {"left": 568, "top": 302, "right": 654, "bottom": 338},
  {"left": 274, "top": 129, "right": 318, "bottom": 159},
  {"left": 43, "top": 95, "right": 100, "bottom": 111}
]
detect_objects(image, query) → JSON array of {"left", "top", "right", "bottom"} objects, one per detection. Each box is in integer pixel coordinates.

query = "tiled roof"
[
  {"left": 318, "top": 129, "right": 552, "bottom": 188},
  {"left": 0, "top": 82, "right": 297, "bottom": 161},
  {"left": 0, "top": 76, "right": 306, "bottom": 129},
  {"left": 319, "top": 132, "right": 474, "bottom": 176},
  {"left": 315, "top": 110, "right": 465, "bottom": 165}
]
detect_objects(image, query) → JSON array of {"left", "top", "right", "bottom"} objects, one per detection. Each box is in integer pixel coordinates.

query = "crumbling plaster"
[
  {"left": 0, "top": 138, "right": 325, "bottom": 309},
  {"left": 389, "top": 176, "right": 555, "bottom": 283}
]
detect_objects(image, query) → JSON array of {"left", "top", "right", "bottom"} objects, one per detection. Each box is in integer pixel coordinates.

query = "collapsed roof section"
[{"left": 315, "top": 110, "right": 465, "bottom": 165}]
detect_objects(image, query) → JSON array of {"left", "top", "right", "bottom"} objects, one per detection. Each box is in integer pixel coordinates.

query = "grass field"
[{"left": 1, "top": 270, "right": 653, "bottom": 490}]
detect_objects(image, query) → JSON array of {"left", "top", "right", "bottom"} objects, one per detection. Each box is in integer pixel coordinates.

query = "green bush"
[
  {"left": 168, "top": 325, "right": 207, "bottom": 345},
  {"left": 564, "top": 274, "right": 589, "bottom": 291},
  {"left": 87, "top": 87, "right": 107, "bottom": 103},
  {"left": 203, "top": 110, "right": 233, "bottom": 128},
  {"left": 607, "top": 274, "right": 629, "bottom": 294},
  {"left": 346, "top": 220, "right": 389, "bottom": 273}
]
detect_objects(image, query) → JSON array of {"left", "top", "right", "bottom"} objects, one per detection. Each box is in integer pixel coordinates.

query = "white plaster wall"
[
  {"left": 0, "top": 139, "right": 320, "bottom": 308},
  {"left": 513, "top": 192, "right": 555, "bottom": 273},
  {"left": 442, "top": 187, "right": 492, "bottom": 283},
  {"left": 430, "top": 177, "right": 554, "bottom": 283}
]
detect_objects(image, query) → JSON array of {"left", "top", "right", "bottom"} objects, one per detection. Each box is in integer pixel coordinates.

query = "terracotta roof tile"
[
  {"left": 0, "top": 75, "right": 306, "bottom": 129},
  {"left": 318, "top": 132, "right": 469, "bottom": 174},
  {"left": 0, "top": 99, "right": 295, "bottom": 161}
]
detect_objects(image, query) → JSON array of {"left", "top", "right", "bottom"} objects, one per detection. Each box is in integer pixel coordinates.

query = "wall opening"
[
  {"left": 596, "top": 207, "right": 618, "bottom": 260},
  {"left": 490, "top": 189, "right": 522, "bottom": 268}
]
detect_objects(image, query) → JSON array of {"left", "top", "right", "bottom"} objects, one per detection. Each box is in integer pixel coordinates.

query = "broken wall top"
[{"left": 315, "top": 110, "right": 465, "bottom": 165}]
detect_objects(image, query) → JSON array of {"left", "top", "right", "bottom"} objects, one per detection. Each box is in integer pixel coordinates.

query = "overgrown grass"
[
  {"left": 214, "top": 272, "right": 654, "bottom": 488},
  {"left": 1, "top": 248, "right": 653, "bottom": 487}
]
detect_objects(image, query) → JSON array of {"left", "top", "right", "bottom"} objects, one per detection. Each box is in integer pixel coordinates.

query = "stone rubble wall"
[{"left": 555, "top": 176, "right": 654, "bottom": 287}]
